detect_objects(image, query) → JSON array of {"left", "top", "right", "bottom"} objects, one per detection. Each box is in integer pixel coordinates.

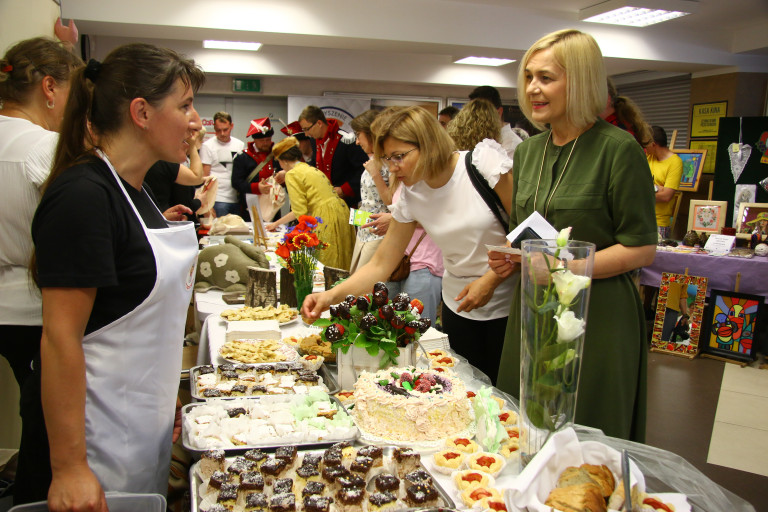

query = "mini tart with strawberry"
[
  {"left": 299, "top": 353, "right": 324, "bottom": 371},
  {"left": 445, "top": 437, "right": 479, "bottom": 454},
  {"left": 466, "top": 452, "right": 505, "bottom": 476},
  {"left": 425, "top": 349, "right": 448, "bottom": 360},
  {"left": 335, "top": 390, "right": 355, "bottom": 403},
  {"left": 498, "top": 409, "right": 518, "bottom": 426},
  {"left": 452, "top": 469, "right": 494, "bottom": 491},
  {"left": 432, "top": 449, "right": 464, "bottom": 474},
  {"left": 505, "top": 425, "right": 520, "bottom": 440},
  {"left": 499, "top": 438, "right": 520, "bottom": 459},
  {"left": 282, "top": 335, "right": 301, "bottom": 347},
  {"left": 479, "top": 497, "right": 508, "bottom": 511},
  {"left": 430, "top": 355, "right": 457, "bottom": 368},
  {"left": 459, "top": 485, "right": 501, "bottom": 507}
]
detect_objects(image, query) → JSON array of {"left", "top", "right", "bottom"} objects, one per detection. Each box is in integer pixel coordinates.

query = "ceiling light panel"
[
  {"left": 583, "top": 6, "right": 690, "bottom": 27},
  {"left": 203, "top": 40, "right": 262, "bottom": 51},
  {"left": 454, "top": 56, "right": 515, "bottom": 67}
]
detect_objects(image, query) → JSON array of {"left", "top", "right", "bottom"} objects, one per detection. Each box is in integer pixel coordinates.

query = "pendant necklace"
[{"left": 532, "top": 130, "right": 579, "bottom": 218}]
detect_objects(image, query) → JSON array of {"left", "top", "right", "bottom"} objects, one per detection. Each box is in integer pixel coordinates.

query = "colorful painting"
[
  {"left": 650, "top": 272, "right": 708, "bottom": 359},
  {"left": 702, "top": 290, "right": 763, "bottom": 362},
  {"left": 674, "top": 149, "right": 707, "bottom": 192}
]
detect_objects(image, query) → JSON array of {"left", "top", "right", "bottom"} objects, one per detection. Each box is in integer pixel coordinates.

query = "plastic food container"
[{"left": 9, "top": 492, "right": 166, "bottom": 512}]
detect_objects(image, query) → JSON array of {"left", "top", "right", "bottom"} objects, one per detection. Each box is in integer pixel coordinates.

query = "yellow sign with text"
[{"left": 691, "top": 102, "right": 727, "bottom": 138}]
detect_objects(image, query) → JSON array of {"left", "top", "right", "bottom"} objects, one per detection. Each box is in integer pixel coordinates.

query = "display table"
[
  {"left": 640, "top": 249, "right": 768, "bottom": 299},
  {"left": 188, "top": 318, "right": 755, "bottom": 512}
]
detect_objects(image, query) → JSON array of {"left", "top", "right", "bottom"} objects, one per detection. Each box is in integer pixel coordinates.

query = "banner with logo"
[{"left": 287, "top": 96, "right": 371, "bottom": 134}]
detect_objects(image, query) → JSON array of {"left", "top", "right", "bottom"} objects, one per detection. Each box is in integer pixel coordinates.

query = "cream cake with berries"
[{"left": 351, "top": 367, "right": 472, "bottom": 442}]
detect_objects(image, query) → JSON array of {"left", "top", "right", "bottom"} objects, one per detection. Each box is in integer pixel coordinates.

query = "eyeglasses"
[
  {"left": 381, "top": 147, "right": 417, "bottom": 166},
  {"left": 300, "top": 121, "right": 316, "bottom": 133}
]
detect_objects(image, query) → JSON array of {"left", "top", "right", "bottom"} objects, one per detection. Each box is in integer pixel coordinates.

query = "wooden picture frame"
[
  {"left": 701, "top": 289, "right": 763, "bottom": 363},
  {"left": 689, "top": 139, "right": 717, "bottom": 174},
  {"left": 651, "top": 272, "right": 708, "bottom": 359},
  {"left": 673, "top": 149, "right": 707, "bottom": 192},
  {"left": 735, "top": 202, "right": 768, "bottom": 239},
  {"left": 687, "top": 200, "right": 728, "bottom": 234}
]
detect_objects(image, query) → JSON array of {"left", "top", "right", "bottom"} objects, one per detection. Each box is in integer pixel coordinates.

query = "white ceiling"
[{"left": 62, "top": 0, "right": 768, "bottom": 90}]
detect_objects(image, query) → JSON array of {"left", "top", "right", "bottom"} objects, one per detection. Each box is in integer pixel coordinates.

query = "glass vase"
[
  {"left": 519, "top": 238, "right": 595, "bottom": 466},
  {"left": 292, "top": 258, "right": 317, "bottom": 309}
]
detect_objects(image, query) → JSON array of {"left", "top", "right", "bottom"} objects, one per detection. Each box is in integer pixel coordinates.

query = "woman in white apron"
[{"left": 30, "top": 44, "right": 205, "bottom": 510}]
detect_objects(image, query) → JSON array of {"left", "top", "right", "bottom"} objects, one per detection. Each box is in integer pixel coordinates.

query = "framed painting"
[
  {"left": 735, "top": 202, "right": 768, "bottom": 239},
  {"left": 650, "top": 272, "right": 708, "bottom": 359},
  {"left": 701, "top": 289, "right": 764, "bottom": 363},
  {"left": 687, "top": 200, "right": 728, "bottom": 234},
  {"left": 689, "top": 139, "right": 717, "bottom": 174},
  {"left": 673, "top": 149, "right": 707, "bottom": 192}
]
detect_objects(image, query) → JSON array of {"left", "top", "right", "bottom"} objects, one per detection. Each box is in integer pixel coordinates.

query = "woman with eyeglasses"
[
  {"left": 265, "top": 136, "right": 356, "bottom": 269},
  {"left": 302, "top": 106, "right": 515, "bottom": 382}
]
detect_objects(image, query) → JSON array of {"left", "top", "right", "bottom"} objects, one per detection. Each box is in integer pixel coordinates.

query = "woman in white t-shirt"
[
  {"left": 302, "top": 106, "right": 515, "bottom": 381},
  {"left": 0, "top": 36, "right": 82, "bottom": 504}
]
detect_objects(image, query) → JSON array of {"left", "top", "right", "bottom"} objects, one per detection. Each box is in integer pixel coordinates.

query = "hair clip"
[
  {"left": 1, "top": 64, "right": 13, "bottom": 73},
  {"left": 84, "top": 59, "right": 102, "bottom": 83}
]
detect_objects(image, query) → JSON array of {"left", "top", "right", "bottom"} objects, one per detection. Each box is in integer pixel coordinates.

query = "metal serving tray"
[
  {"left": 189, "top": 362, "right": 339, "bottom": 401},
  {"left": 182, "top": 395, "right": 358, "bottom": 457},
  {"left": 189, "top": 445, "right": 456, "bottom": 512}
]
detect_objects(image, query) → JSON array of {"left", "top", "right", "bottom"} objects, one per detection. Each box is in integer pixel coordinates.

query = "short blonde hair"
[
  {"left": 373, "top": 106, "right": 455, "bottom": 183},
  {"left": 517, "top": 29, "right": 606, "bottom": 131},
  {"left": 447, "top": 99, "right": 502, "bottom": 150}
]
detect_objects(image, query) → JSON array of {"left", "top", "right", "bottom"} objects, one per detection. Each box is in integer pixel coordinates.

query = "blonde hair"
[
  {"left": 447, "top": 99, "right": 502, "bottom": 150},
  {"left": 517, "top": 29, "right": 606, "bottom": 131},
  {"left": 373, "top": 106, "right": 455, "bottom": 183},
  {"left": 273, "top": 136, "right": 300, "bottom": 160}
]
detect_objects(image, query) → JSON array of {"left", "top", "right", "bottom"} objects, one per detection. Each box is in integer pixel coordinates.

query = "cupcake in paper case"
[
  {"left": 452, "top": 469, "right": 495, "bottom": 491},
  {"left": 282, "top": 335, "right": 301, "bottom": 348},
  {"left": 299, "top": 354, "right": 324, "bottom": 372},
  {"left": 499, "top": 437, "right": 520, "bottom": 459},
  {"left": 445, "top": 436, "right": 480, "bottom": 454},
  {"left": 465, "top": 452, "right": 505, "bottom": 477},
  {"left": 432, "top": 449, "right": 465, "bottom": 474},
  {"left": 459, "top": 485, "right": 502, "bottom": 508},
  {"left": 505, "top": 425, "right": 520, "bottom": 440},
  {"left": 478, "top": 495, "right": 508, "bottom": 511},
  {"left": 335, "top": 389, "right": 355, "bottom": 404}
]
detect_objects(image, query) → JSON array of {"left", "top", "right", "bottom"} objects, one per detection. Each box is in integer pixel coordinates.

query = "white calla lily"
[
  {"left": 552, "top": 269, "right": 591, "bottom": 305},
  {"left": 554, "top": 310, "right": 586, "bottom": 342},
  {"left": 556, "top": 227, "right": 572, "bottom": 247}
]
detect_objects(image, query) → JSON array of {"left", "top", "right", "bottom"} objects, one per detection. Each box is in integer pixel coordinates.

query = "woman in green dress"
[
  {"left": 489, "top": 29, "right": 657, "bottom": 442},
  {"left": 266, "top": 137, "right": 355, "bottom": 269}
]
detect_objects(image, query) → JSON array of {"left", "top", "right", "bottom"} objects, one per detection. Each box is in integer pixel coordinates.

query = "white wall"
[{"left": 0, "top": 0, "right": 59, "bottom": 53}]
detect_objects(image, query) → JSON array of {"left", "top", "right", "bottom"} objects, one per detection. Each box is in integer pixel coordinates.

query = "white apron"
[{"left": 82, "top": 152, "right": 198, "bottom": 495}]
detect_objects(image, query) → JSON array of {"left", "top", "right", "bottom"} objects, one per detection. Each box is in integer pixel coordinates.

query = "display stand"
[{"left": 250, "top": 205, "right": 269, "bottom": 250}]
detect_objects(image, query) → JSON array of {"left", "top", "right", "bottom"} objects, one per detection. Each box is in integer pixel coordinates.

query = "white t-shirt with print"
[{"left": 200, "top": 136, "right": 244, "bottom": 203}]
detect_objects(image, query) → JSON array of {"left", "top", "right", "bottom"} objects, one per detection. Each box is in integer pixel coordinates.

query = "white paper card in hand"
[
  {"left": 506, "top": 211, "right": 559, "bottom": 247},
  {"left": 485, "top": 244, "right": 522, "bottom": 255}
]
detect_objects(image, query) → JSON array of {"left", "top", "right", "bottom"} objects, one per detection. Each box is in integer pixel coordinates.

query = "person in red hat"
[
  {"left": 298, "top": 105, "right": 367, "bottom": 208},
  {"left": 281, "top": 120, "right": 316, "bottom": 166},
  {"left": 231, "top": 117, "right": 284, "bottom": 220}
]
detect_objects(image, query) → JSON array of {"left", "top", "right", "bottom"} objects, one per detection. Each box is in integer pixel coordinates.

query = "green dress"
[
  {"left": 496, "top": 119, "right": 657, "bottom": 442},
  {"left": 285, "top": 162, "right": 356, "bottom": 270}
]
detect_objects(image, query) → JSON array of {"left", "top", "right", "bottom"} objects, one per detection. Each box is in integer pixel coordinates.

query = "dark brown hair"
[
  {"left": 0, "top": 37, "right": 82, "bottom": 105},
  {"left": 607, "top": 78, "right": 652, "bottom": 146},
  {"left": 47, "top": 43, "right": 205, "bottom": 191},
  {"left": 350, "top": 109, "right": 380, "bottom": 138}
]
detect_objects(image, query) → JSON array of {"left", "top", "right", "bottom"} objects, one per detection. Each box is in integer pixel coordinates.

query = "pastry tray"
[
  {"left": 189, "top": 363, "right": 339, "bottom": 400},
  {"left": 190, "top": 445, "right": 456, "bottom": 512},
  {"left": 182, "top": 395, "right": 358, "bottom": 456}
]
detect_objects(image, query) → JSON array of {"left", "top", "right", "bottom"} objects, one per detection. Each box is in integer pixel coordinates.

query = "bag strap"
[
  {"left": 246, "top": 151, "right": 274, "bottom": 184},
  {"left": 406, "top": 231, "right": 427, "bottom": 257},
  {"left": 465, "top": 150, "right": 509, "bottom": 232}
]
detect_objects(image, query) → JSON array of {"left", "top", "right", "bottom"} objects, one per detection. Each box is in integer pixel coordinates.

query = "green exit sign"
[{"left": 233, "top": 78, "right": 261, "bottom": 92}]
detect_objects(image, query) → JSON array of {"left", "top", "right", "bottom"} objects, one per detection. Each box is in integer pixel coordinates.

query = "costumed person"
[
  {"left": 231, "top": 116, "right": 285, "bottom": 221},
  {"left": 469, "top": 85, "right": 524, "bottom": 159},
  {"left": 302, "top": 106, "right": 516, "bottom": 382},
  {"left": 265, "top": 137, "right": 355, "bottom": 269},
  {"left": 488, "top": 29, "right": 657, "bottom": 441},
  {"left": 0, "top": 36, "right": 82, "bottom": 505},
  {"left": 281, "top": 120, "right": 316, "bottom": 165},
  {"left": 200, "top": 111, "right": 242, "bottom": 216},
  {"left": 601, "top": 78, "right": 652, "bottom": 147},
  {"left": 647, "top": 125, "right": 683, "bottom": 239},
  {"left": 348, "top": 109, "right": 392, "bottom": 273},
  {"left": 298, "top": 105, "right": 367, "bottom": 207},
  {"left": 30, "top": 44, "right": 205, "bottom": 508},
  {"left": 748, "top": 211, "right": 768, "bottom": 249}
]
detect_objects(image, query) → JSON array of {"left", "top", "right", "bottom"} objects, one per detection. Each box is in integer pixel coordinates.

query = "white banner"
[{"left": 287, "top": 96, "right": 371, "bottom": 133}]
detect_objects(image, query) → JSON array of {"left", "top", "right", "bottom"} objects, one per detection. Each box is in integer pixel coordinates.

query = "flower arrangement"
[
  {"left": 275, "top": 215, "right": 328, "bottom": 306},
  {"left": 313, "top": 282, "right": 431, "bottom": 368},
  {"left": 519, "top": 228, "right": 594, "bottom": 463}
]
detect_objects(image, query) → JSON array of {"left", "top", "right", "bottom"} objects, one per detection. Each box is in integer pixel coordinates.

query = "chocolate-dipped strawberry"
[
  {"left": 325, "top": 323, "right": 346, "bottom": 342},
  {"left": 360, "top": 313, "right": 378, "bottom": 331}
]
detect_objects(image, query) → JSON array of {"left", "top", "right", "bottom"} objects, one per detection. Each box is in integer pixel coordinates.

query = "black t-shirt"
[
  {"left": 32, "top": 156, "right": 168, "bottom": 335},
  {"left": 143, "top": 160, "right": 180, "bottom": 212}
]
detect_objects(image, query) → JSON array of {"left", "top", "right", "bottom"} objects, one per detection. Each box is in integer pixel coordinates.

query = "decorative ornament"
[
  {"left": 760, "top": 177, "right": 768, "bottom": 194},
  {"left": 755, "top": 243, "right": 768, "bottom": 256},
  {"left": 729, "top": 118, "right": 752, "bottom": 183}
]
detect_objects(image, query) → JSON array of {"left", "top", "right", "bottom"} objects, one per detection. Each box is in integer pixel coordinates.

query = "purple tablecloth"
[{"left": 640, "top": 250, "right": 768, "bottom": 300}]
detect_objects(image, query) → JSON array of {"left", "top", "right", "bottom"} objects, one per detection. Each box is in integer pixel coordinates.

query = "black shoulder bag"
[{"left": 465, "top": 150, "right": 509, "bottom": 233}]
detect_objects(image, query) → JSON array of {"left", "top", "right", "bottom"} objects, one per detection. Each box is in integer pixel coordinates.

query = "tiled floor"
[{"left": 646, "top": 352, "right": 768, "bottom": 511}]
